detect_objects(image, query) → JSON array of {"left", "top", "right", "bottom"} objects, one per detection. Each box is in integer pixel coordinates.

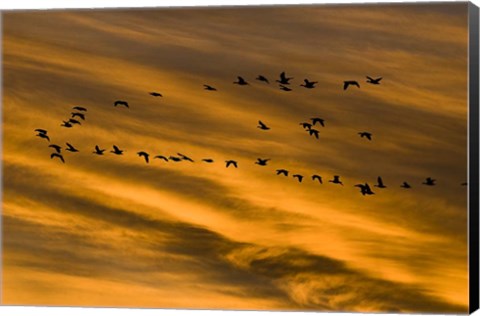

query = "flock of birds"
[{"left": 34, "top": 71, "right": 467, "bottom": 196}]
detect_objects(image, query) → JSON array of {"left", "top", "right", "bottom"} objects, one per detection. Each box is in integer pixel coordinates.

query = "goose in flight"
[
  {"left": 344, "top": 81, "right": 360, "bottom": 90},
  {"left": 355, "top": 183, "right": 375, "bottom": 195},
  {"left": 422, "top": 177, "right": 436, "bottom": 186},
  {"left": 276, "top": 71, "right": 293, "bottom": 85},
  {"left": 93, "top": 145, "right": 105, "bottom": 155},
  {"left": 375, "top": 176, "right": 387, "bottom": 188},
  {"left": 256, "top": 75, "right": 269, "bottom": 84},
  {"left": 36, "top": 132, "right": 50, "bottom": 142},
  {"left": 257, "top": 120, "right": 270, "bottom": 130},
  {"left": 255, "top": 158, "right": 270, "bottom": 166},
  {"left": 225, "top": 160, "right": 238, "bottom": 168},
  {"left": 111, "top": 145, "right": 124, "bottom": 155},
  {"left": 366, "top": 76, "right": 382, "bottom": 84},
  {"left": 299, "top": 122, "right": 313, "bottom": 130},
  {"left": 279, "top": 84, "right": 292, "bottom": 91},
  {"left": 400, "top": 182, "right": 411, "bottom": 189},
  {"left": 154, "top": 155, "right": 169, "bottom": 162},
  {"left": 49, "top": 144, "right": 61, "bottom": 153},
  {"left": 137, "top": 151, "right": 150, "bottom": 163},
  {"left": 50, "top": 153, "right": 65, "bottom": 163},
  {"left": 66, "top": 143, "right": 79, "bottom": 152},
  {"left": 234, "top": 76, "right": 249, "bottom": 85},
  {"left": 114, "top": 100, "right": 129, "bottom": 108},
  {"left": 309, "top": 129, "right": 319, "bottom": 139},
  {"left": 293, "top": 174, "right": 304, "bottom": 183},
  {"left": 178, "top": 153, "right": 194, "bottom": 162},
  {"left": 72, "top": 106, "right": 87, "bottom": 112},
  {"left": 202, "top": 158, "right": 214, "bottom": 163},
  {"left": 312, "top": 175, "right": 323, "bottom": 184},
  {"left": 71, "top": 112, "right": 85, "bottom": 120},
  {"left": 276, "top": 169, "right": 289, "bottom": 176},
  {"left": 358, "top": 132, "right": 372, "bottom": 140},
  {"left": 310, "top": 118, "right": 325, "bottom": 127},
  {"left": 149, "top": 92, "right": 162, "bottom": 97},
  {"left": 300, "top": 79, "right": 317, "bottom": 89},
  {"left": 35, "top": 128, "right": 48, "bottom": 135},
  {"left": 329, "top": 175, "right": 343, "bottom": 185},
  {"left": 68, "top": 118, "right": 81, "bottom": 125},
  {"left": 61, "top": 121, "right": 73, "bottom": 128},
  {"left": 203, "top": 84, "right": 217, "bottom": 91},
  {"left": 169, "top": 156, "right": 182, "bottom": 162}
]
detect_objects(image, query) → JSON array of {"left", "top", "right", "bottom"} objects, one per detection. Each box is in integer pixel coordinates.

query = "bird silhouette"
[
  {"left": 50, "top": 153, "right": 65, "bottom": 163},
  {"left": 375, "top": 176, "right": 387, "bottom": 188},
  {"left": 276, "top": 71, "right": 293, "bottom": 85},
  {"left": 400, "top": 182, "right": 412, "bottom": 189},
  {"left": 114, "top": 100, "right": 129, "bottom": 108},
  {"left": 61, "top": 121, "right": 73, "bottom": 128},
  {"left": 72, "top": 106, "right": 87, "bottom": 112},
  {"left": 300, "top": 79, "right": 317, "bottom": 89},
  {"left": 255, "top": 158, "right": 270, "bottom": 166},
  {"left": 293, "top": 174, "right": 304, "bottom": 183},
  {"left": 358, "top": 132, "right": 372, "bottom": 140},
  {"left": 36, "top": 133, "right": 50, "bottom": 142},
  {"left": 344, "top": 81, "right": 360, "bottom": 90},
  {"left": 93, "top": 145, "right": 105, "bottom": 155},
  {"left": 137, "top": 151, "right": 150, "bottom": 163},
  {"left": 49, "top": 144, "right": 62, "bottom": 153},
  {"left": 309, "top": 129, "right": 319, "bottom": 139},
  {"left": 111, "top": 145, "right": 124, "bottom": 155},
  {"left": 276, "top": 169, "right": 289, "bottom": 176},
  {"left": 149, "top": 92, "right": 163, "bottom": 97},
  {"left": 202, "top": 158, "right": 214, "bottom": 163},
  {"left": 299, "top": 122, "right": 313, "bottom": 130},
  {"left": 234, "top": 76, "right": 249, "bottom": 85},
  {"left": 366, "top": 76, "right": 382, "bottom": 84},
  {"left": 312, "top": 175, "right": 323, "bottom": 184},
  {"left": 203, "top": 84, "right": 217, "bottom": 91},
  {"left": 257, "top": 120, "right": 270, "bottom": 130},
  {"left": 65, "top": 143, "right": 79, "bottom": 152},
  {"left": 177, "top": 153, "right": 194, "bottom": 162},
  {"left": 310, "top": 118, "right": 325, "bottom": 127},
  {"left": 154, "top": 155, "right": 169, "bottom": 162},
  {"left": 68, "top": 118, "right": 81, "bottom": 125},
  {"left": 279, "top": 84, "right": 292, "bottom": 91},
  {"left": 71, "top": 112, "right": 85, "bottom": 120},
  {"left": 329, "top": 175, "right": 343, "bottom": 185},
  {"left": 35, "top": 128, "right": 48, "bottom": 134},
  {"left": 256, "top": 75, "right": 269, "bottom": 84},
  {"left": 169, "top": 156, "right": 182, "bottom": 162},
  {"left": 225, "top": 160, "right": 238, "bottom": 168},
  {"left": 355, "top": 183, "right": 375, "bottom": 195},
  {"left": 422, "top": 177, "right": 436, "bottom": 186}
]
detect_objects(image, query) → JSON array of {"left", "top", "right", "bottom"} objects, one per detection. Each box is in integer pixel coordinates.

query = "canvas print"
[{"left": 1, "top": 2, "right": 477, "bottom": 313}]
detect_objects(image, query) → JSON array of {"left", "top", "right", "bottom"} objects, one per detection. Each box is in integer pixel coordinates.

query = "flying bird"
[
  {"left": 293, "top": 174, "right": 304, "bottom": 183},
  {"left": 202, "top": 158, "right": 214, "bottom": 163},
  {"left": 225, "top": 160, "right": 238, "bottom": 168},
  {"left": 300, "top": 79, "right": 317, "bottom": 89},
  {"left": 366, "top": 76, "right": 382, "bottom": 84},
  {"left": 154, "top": 155, "right": 169, "bottom": 162},
  {"left": 279, "top": 84, "right": 292, "bottom": 91},
  {"left": 149, "top": 92, "right": 163, "bottom": 97},
  {"left": 114, "top": 100, "right": 129, "bottom": 108},
  {"left": 35, "top": 129, "right": 48, "bottom": 134},
  {"left": 93, "top": 145, "right": 106, "bottom": 155},
  {"left": 169, "top": 156, "right": 182, "bottom": 162},
  {"left": 50, "top": 153, "right": 65, "bottom": 163},
  {"left": 111, "top": 145, "right": 124, "bottom": 155},
  {"left": 255, "top": 158, "right": 270, "bottom": 166},
  {"left": 257, "top": 120, "right": 270, "bottom": 130},
  {"left": 344, "top": 80, "right": 360, "bottom": 90},
  {"left": 276, "top": 71, "right": 293, "bottom": 85},
  {"left": 401, "top": 182, "right": 412, "bottom": 189},
  {"left": 310, "top": 118, "right": 325, "bottom": 127},
  {"left": 203, "top": 84, "right": 217, "bottom": 91},
  {"left": 256, "top": 75, "right": 269, "bottom": 84},
  {"left": 137, "top": 151, "right": 150, "bottom": 163},
  {"left": 61, "top": 121, "right": 73, "bottom": 128},
  {"left": 312, "top": 175, "right": 323, "bottom": 184},
  {"left": 329, "top": 175, "right": 343, "bottom": 185},
  {"left": 276, "top": 169, "right": 289, "bottom": 176},
  {"left": 309, "top": 129, "right": 320, "bottom": 139},
  {"left": 355, "top": 183, "right": 375, "bottom": 195},
  {"left": 49, "top": 144, "right": 62, "bottom": 153},
  {"left": 72, "top": 106, "right": 87, "bottom": 112},
  {"left": 178, "top": 153, "right": 194, "bottom": 162},
  {"left": 299, "top": 122, "right": 313, "bottom": 130},
  {"left": 422, "top": 177, "right": 436, "bottom": 186},
  {"left": 233, "top": 76, "right": 249, "bottom": 85},
  {"left": 358, "top": 132, "right": 372, "bottom": 140},
  {"left": 375, "top": 176, "right": 387, "bottom": 188},
  {"left": 36, "top": 133, "right": 50, "bottom": 142},
  {"left": 65, "top": 143, "right": 79, "bottom": 152},
  {"left": 71, "top": 112, "right": 85, "bottom": 120},
  {"left": 68, "top": 118, "right": 81, "bottom": 125}
]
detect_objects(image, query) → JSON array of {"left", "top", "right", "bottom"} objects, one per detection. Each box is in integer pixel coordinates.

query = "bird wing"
[
  {"left": 343, "top": 82, "right": 349, "bottom": 90},
  {"left": 354, "top": 81, "right": 360, "bottom": 87},
  {"left": 366, "top": 134, "right": 372, "bottom": 140},
  {"left": 258, "top": 120, "right": 266, "bottom": 128},
  {"left": 366, "top": 76, "right": 374, "bottom": 81},
  {"left": 113, "top": 145, "right": 120, "bottom": 151},
  {"left": 66, "top": 143, "right": 74, "bottom": 150},
  {"left": 280, "top": 72, "right": 286, "bottom": 80},
  {"left": 377, "top": 177, "right": 384, "bottom": 186}
]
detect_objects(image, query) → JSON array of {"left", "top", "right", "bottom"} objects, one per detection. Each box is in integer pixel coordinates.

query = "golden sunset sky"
[{"left": 1, "top": 2, "right": 471, "bottom": 313}]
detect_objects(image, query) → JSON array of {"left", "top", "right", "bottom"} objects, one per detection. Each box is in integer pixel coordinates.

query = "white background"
[{"left": 0, "top": 0, "right": 479, "bottom": 316}]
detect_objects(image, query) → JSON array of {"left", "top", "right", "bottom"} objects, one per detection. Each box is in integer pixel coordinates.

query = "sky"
[{"left": 1, "top": 2, "right": 471, "bottom": 313}]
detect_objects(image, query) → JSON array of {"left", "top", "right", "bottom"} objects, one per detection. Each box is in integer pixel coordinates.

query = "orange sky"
[{"left": 1, "top": 3, "right": 470, "bottom": 313}]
